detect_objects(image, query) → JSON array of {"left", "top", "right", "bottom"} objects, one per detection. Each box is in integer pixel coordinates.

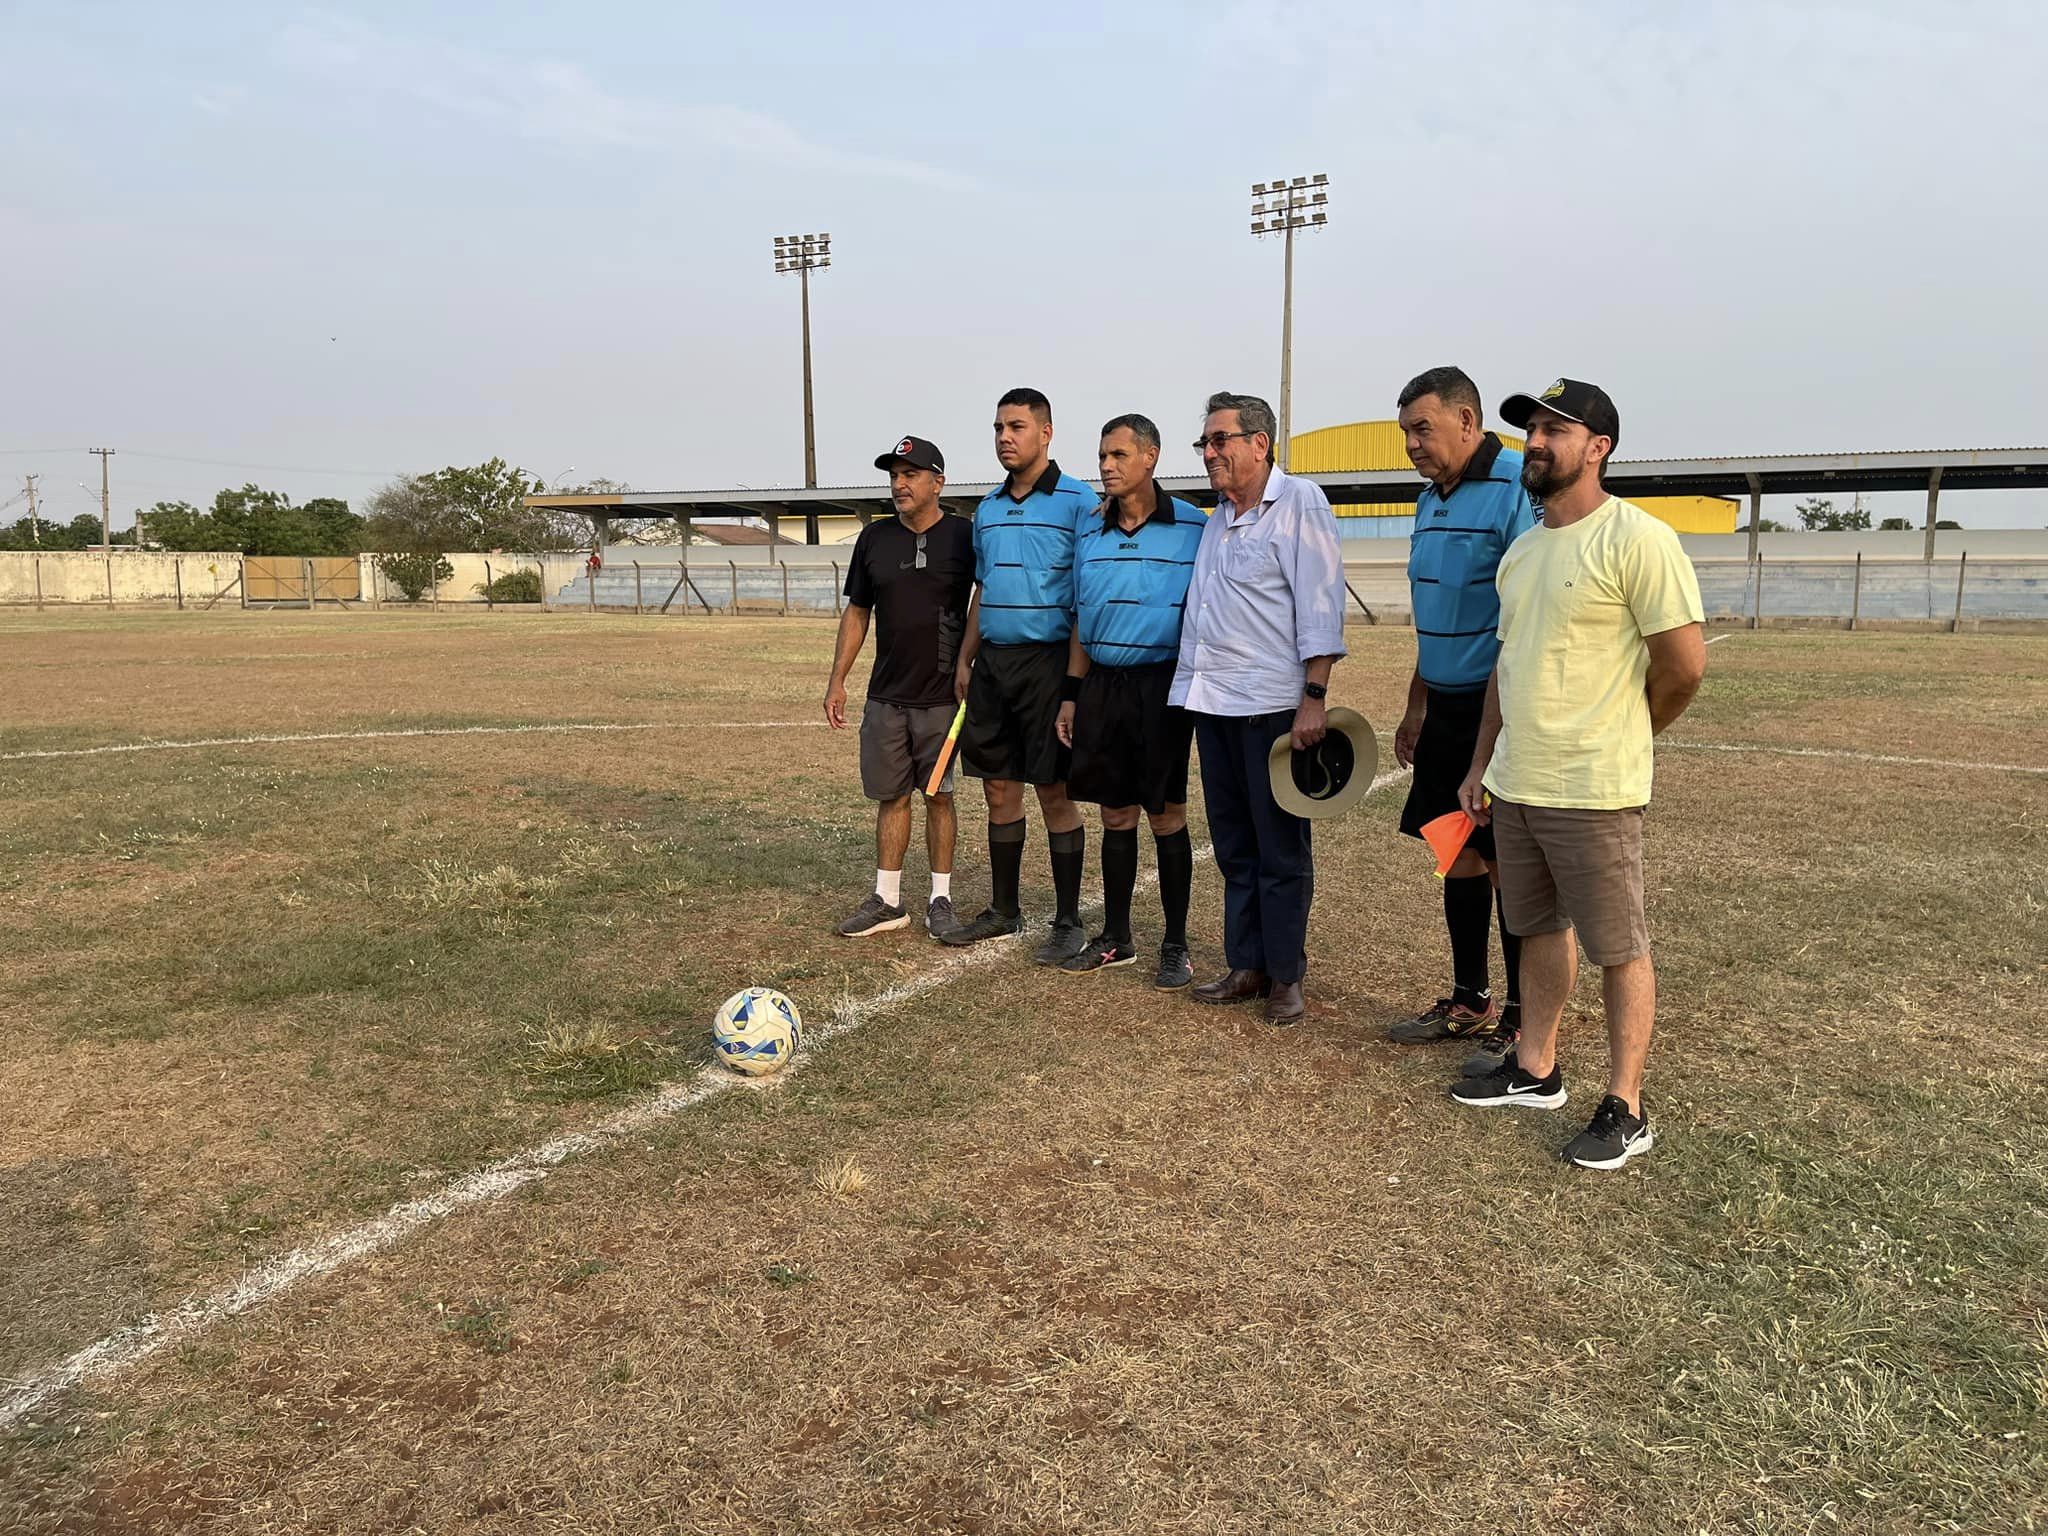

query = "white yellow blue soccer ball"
[{"left": 711, "top": 987, "right": 802, "bottom": 1077}]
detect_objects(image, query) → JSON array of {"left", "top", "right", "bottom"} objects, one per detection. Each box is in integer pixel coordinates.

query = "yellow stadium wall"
[{"left": 1289, "top": 421, "right": 1738, "bottom": 534}]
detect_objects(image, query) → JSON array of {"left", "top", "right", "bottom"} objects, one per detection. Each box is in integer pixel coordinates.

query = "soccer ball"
[{"left": 711, "top": 987, "right": 802, "bottom": 1077}]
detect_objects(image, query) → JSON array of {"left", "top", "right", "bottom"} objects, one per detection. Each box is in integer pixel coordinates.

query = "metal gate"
[{"left": 244, "top": 557, "right": 361, "bottom": 605}]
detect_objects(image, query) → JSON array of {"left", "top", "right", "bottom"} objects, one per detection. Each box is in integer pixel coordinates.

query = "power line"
[
  {"left": 117, "top": 449, "right": 400, "bottom": 477},
  {"left": 0, "top": 447, "right": 400, "bottom": 477}
]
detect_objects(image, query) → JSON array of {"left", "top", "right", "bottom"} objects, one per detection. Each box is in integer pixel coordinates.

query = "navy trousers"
[{"left": 1193, "top": 711, "right": 1313, "bottom": 985}]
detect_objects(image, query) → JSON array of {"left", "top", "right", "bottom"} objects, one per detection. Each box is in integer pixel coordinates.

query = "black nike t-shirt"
[{"left": 843, "top": 513, "right": 976, "bottom": 707}]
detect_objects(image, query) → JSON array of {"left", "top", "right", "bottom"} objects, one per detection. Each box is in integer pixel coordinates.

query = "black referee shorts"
[
  {"left": 960, "top": 641, "right": 1070, "bottom": 787},
  {"left": 1398, "top": 685, "right": 1495, "bottom": 862},
  {"left": 1067, "top": 660, "right": 1193, "bottom": 816}
]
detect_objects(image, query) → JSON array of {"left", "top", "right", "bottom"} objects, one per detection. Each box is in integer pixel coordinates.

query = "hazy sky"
[{"left": 4, "top": 0, "right": 2045, "bottom": 530}]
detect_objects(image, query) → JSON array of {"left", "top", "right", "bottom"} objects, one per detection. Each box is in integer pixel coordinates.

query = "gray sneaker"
[
  {"left": 926, "top": 895, "right": 958, "bottom": 937},
  {"left": 1153, "top": 942, "right": 1194, "bottom": 991},
  {"left": 836, "top": 892, "right": 910, "bottom": 937},
  {"left": 1032, "top": 917, "right": 1090, "bottom": 967}
]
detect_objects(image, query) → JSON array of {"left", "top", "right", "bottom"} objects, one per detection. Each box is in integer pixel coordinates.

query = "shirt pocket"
[{"left": 1223, "top": 531, "right": 1276, "bottom": 586}]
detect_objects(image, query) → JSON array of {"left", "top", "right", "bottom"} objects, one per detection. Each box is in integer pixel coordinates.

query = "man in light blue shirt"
[
  {"left": 942, "top": 388, "right": 1100, "bottom": 964},
  {"left": 1170, "top": 391, "right": 1349, "bottom": 1024},
  {"left": 1386, "top": 366, "right": 1537, "bottom": 1073},
  {"left": 1055, "top": 413, "right": 1207, "bottom": 989}
]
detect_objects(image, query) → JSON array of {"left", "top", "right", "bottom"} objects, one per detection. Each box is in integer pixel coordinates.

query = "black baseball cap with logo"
[
  {"left": 1499, "top": 379, "right": 1621, "bottom": 449},
  {"left": 874, "top": 435, "right": 945, "bottom": 474}
]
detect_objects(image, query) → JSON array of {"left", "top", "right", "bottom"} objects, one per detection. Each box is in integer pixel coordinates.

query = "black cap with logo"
[
  {"left": 874, "top": 435, "right": 945, "bottom": 474},
  {"left": 1499, "top": 379, "right": 1621, "bottom": 450}
]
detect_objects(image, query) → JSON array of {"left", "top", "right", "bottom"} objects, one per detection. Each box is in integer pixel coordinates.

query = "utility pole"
[
  {"left": 1250, "top": 175, "right": 1331, "bottom": 470},
  {"left": 22, "top": 475, "right": 40, "bottom": 545},
  {"left": 772, "top": 232, "right": 831, "bottom": 489},
  {"left": 89, "top": 447, "right": 115, "bottom": 549}
]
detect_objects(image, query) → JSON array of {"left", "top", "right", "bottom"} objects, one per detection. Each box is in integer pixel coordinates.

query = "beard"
[{"left": 1521, "top": 450, "right": 1584, "bottom": 500}]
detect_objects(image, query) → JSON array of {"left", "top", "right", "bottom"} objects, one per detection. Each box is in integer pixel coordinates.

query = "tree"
[
  {"left": 137, "top": 486, "right": 365, "bottom": 555},
  {"left": 362, "top": 458, "right": 589, "bottom": 554},
  {"left": 1878, "top": 517, "right": 1913, "bottom": 532},
  {"left": 1794, "top": 497, "right": 1871, "bottom": 532},
  {"left": 1755, "top": 518, "right": 1789, "bottom": 533},
  {"left": 136, "top": 500, "right": 227, "bottom": 550},
  {"left": 375, "top": 551, "right": 455, "bottom": 601}
]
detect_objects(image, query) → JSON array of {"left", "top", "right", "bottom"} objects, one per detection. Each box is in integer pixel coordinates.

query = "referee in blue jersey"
[
  {"left": 1054, "top": 415, "right": 1207, "bottom": 989},
  {"left": 1385, "top": 367, "right": 1536, "bottom": 1071},
  {"left": 942, "top": 388, "right": 1100, "bottom": 965}
]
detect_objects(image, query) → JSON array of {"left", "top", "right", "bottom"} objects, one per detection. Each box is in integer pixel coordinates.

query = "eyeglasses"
[
  {"left": 914, "top": 531, "right": 926, "bottom": 570},
  {"left": 1192, "top": 430, "right": 1258, "bottom": 453}
]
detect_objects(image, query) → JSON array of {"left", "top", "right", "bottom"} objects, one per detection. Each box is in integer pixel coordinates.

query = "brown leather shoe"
[
  {"left": 1191, "top": 968, "right": 1271, "bottom": 1005},
  {"left": 1265, "top": 981, "right": 1305, "bottom": 1026}
]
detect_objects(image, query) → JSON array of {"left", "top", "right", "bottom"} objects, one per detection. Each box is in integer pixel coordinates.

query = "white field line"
[
  {"left": 1663, "top": 741, "right": 2046, "bottom": 776},
  {"left": 0, "top": 765, "right": 1413, "bottom": 1431},
  {"left": 1704, "top": 632, "right": 1737, "bottom": 646},
  {"left": 0, "top": 721, "right": 827, "bottom": 763}
]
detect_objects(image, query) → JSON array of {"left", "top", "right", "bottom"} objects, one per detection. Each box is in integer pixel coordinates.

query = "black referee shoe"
[
  {"left": 1153, "top": 943, "right": 1193, "bottom": 991},
  {"left": 1059, "top": 934, "right": 1136, "bottom": 974},
  {"left": 1032, "top": 918, "right": 1089, "bottom": 967},
  {"left": 938, "top": 905, "right": 1021, "bottom": 947}
]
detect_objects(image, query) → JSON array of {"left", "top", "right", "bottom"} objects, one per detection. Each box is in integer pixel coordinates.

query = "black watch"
[{"left": 1303, "top": 682, "right": 1328, "bottom": 701}]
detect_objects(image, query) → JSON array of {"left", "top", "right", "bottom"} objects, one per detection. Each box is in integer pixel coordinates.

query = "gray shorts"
[
  {"left": 859, "top": 700, "right": 958, "bottom": 801},
  {"left": 1492, "top": 800, "right": 1650, "bottom": 966}
]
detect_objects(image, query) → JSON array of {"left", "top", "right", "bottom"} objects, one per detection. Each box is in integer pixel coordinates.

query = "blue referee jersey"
[
  {"left": 973, "top": 459, "right": 1097, "bottom": 645},
  {"left": 1075, "top": 484, "right": 1207, "bottom": 668},
  {"left": 1408, "top": 433, "right": 1536, "bottom": 691}
]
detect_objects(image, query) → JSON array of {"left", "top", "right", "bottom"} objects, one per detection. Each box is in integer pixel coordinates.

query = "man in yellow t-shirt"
[{"left": 1450, "top": 379, "right": 1706, "bottom": 1172}]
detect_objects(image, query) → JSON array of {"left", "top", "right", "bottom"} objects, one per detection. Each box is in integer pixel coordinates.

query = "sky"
[{"left": 3, "top": 0, "right": 2046, "bottom": 532}]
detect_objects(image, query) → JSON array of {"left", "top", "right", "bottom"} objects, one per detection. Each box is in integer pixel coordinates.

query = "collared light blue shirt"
[
  {"left": 972, "top": 459, "right": 1098, "bottom": 646},
  {"left": 1409, "top": 433, "right": 1537, "bottom": 691},
  {"left": 1170, "top": 466, "right": 1349, "bottom": 716},
  {"left": 1075, "top": 486, "right": 1207, "bottom": 668}
]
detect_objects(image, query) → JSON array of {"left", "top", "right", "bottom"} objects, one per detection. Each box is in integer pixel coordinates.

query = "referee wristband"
[{"left": 1061, "top": 675, "right": 1083, "bottom": 703}]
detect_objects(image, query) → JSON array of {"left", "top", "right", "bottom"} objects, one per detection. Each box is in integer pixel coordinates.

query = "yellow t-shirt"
[{"left": 1483, "top": 496, "right": 1704, "bottom": 809}]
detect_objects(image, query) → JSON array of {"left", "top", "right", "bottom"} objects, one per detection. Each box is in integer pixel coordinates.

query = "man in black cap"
[
  {"left": 1450, "top": 380, "right": 1705, "bottom": 1171},
  {"left": 824, "top": 435, "right": 976, "bottom": 938}
]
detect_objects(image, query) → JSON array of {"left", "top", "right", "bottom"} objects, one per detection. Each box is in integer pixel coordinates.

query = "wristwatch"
[{"left": 1303, "top": 682, "right": 1328, "bottom": 701}]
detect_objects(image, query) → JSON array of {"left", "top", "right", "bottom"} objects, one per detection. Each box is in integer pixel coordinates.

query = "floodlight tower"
[
  {"left": 1250, "top": 175, "right": 1330, "bottom": 470},
  {"left": 772, "top": 232, "right": 832, "bottom": 489}
]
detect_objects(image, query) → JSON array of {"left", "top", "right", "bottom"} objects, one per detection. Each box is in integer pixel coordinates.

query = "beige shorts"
[{"left": 1491, "top": 800, "right": 1650, "bottom": 966}]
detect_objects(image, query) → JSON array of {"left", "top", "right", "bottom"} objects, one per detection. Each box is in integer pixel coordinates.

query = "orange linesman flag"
[
  {"left": 1419, "top": 809, "right": 1478, "bottom": 879},
  {"left": 924, "top": 701, "right": 969, "bottom": 797}
]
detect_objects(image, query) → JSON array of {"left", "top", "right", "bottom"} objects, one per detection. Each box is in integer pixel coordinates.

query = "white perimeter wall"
[{"left": 0, "top": 551, "right": 247, "bottom": 606}]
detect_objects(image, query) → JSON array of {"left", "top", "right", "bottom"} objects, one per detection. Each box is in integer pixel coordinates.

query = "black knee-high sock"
[
  {"left": 989, "top": 817, "right": 1026, "bottom": 916},
  {"left": 1048, "top": 826, "right": 1085, "bottom": 925},
  {"left": 1100, "top": 828, "right": 1139, "bottom": 944},
  {"left": 1154, "top": 827, "right": 1192, "bottom": 947},
  {"left": 1444, "top": 873, "right": 1493, "bottom": 1007},
  {"left": 1496, "top": 885, "right": 1522, "bottom": 1013}
]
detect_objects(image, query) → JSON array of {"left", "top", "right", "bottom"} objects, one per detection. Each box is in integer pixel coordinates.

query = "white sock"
[
  {"left": 930, "top": 872, "right": 952, "bottom": 902},
  {"left": 875, "top": 868, "right": 902, "bottom": 907}
]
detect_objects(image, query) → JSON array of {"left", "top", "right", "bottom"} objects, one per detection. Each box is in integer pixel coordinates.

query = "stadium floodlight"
[
  {"left": 772, "top": 231, "right": 833, "bottom": 490},
  {"left": 1247, "top": 173, "right": 1332, "bottom": 470}
]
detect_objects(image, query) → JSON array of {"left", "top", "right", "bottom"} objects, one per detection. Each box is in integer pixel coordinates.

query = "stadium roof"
[{"left": 530, "top": 445, "right": 2048, "bottom": 524}]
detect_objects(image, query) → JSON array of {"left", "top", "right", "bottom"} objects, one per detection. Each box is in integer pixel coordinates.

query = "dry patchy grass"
[{"left": 0, "top": 612, "right": 2043, "bottom": 1535}]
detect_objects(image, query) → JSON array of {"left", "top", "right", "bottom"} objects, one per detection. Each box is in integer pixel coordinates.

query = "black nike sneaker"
[
  {"left": 1448, "top": 1052, "right": 1567, "bottom": 1110},
  {"left": 1562, "top": 1095, "right": 1655, "bottom": 1170}
]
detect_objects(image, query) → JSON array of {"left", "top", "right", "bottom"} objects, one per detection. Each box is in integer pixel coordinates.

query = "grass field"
[{"left": 1, "top": 609, "right": 2044, "bottom": 1535}]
